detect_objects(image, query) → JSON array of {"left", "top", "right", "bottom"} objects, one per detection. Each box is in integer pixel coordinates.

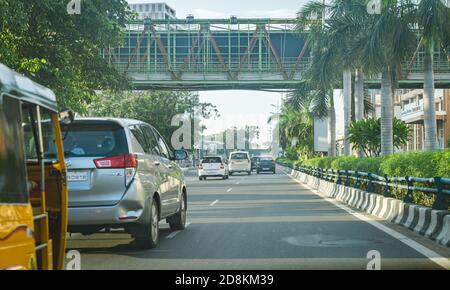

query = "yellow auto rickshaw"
[{"left": 0, "top": 63, "right": 70, "bottom": 270}]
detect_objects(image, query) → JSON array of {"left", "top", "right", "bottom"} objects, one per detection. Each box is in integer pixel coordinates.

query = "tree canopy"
[
  {"left": 88, "top": 91, "right": 219, "bottom": 150},
  {"left": 0, "top": 0, "right": 132, "bottom": 113}
]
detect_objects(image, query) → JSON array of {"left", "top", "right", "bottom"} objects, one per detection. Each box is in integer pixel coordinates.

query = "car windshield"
[
  {"left": 202, "top": 157, "right": 222, "bottom": 163},
  {"left": 230, "top": 153, "right": 248, "bottom": 160}
]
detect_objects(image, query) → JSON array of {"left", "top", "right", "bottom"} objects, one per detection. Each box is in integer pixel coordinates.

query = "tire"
[
  {"left": 248, "top": 171, "right": 251, "bottom": 176},
  {"left": 134, "top": 198, "right": 159, "bottom": 249},
  {"left": 199, "top": 177, "right": 203, "bottom": 181},
  {"left": 222, "top": 175, "right": 227, "bottom": 180},
  {"left": 168, "top": 192, "right": 187, "bottom": 231},
  {"left": 229, "top": 172, "right": 233, "bottom": 176},
  {"left": 257, "top": 171, "right": 260, "bottom": 174}
]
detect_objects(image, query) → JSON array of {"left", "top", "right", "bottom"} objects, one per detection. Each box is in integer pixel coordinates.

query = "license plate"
[{"left": 67, "top": 171, "right": 89, "bottom": 182}]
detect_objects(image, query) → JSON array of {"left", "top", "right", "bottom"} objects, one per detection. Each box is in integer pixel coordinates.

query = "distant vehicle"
[
  {"left": 228, "top": 151, "right": 251, "bottom": 176},
  {"left": 251, "top": 156, "right": 259, "bottom": 171},
  {"left": 256, "top": 156, "right": 276, "bottom": 174},
  {"left": 65, "top": 118, "right": 189, "bottom": 249},
  {"left": 198, "top": 156, "right": 229, "bottom": 180}
]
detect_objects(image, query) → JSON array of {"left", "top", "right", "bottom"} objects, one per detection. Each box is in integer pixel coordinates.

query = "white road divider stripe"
[
  {"left": 166, "top": 230, "right": 180, "bottom": 239},
  {"left": 209, "top": 200, "right": 219, "bottom": 206},
  {"left": 166, "top": 222, "right": 191, "bottom": 239},
  {"left": 227, "top": 188, "right": 233, "bottom": 193}
]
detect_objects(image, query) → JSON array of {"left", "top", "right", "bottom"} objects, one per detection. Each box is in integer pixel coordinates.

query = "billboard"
[{"left": 314, "top": 117, "right": 329, "bottom": 153}]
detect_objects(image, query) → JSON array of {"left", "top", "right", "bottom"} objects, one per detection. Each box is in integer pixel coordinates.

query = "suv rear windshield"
[
  {"left": 61, "top": 121, "right": 128, "bottom": 158},
  {"left": 230, "top": 153, "right": 248, "bottom": 160},
  {"left": 202, "top": 157, "right": 222, "bottom": 164}
]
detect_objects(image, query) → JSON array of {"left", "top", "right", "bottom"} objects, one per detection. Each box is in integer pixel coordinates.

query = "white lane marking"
[
  {"left": 166, "top": 222, "right": 191, "bottom": 239},
  {"left": 285, "top": 173, "right": 450, "bottom": 270},
  {"left": 166, "top": 231, "right": 180, "bottom": 239},
  {"left": 227, "top": 188, "right": 233, "bottom": 193},
  {"left": 236, "top": 181, "right": 240, "bottom": 185},
  {"left": 209, "top": 200, "right": 219, "bottom": 206}
]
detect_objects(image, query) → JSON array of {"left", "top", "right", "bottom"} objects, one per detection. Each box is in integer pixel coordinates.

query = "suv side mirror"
[
  {"left": 174, "top": 149, "right": 188, "bottom": 161},
  {"left": 59, "top": 110, "right": 74, "bottom": 125}
]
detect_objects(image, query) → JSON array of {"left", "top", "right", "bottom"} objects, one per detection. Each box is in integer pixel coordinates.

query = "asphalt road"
[{"left": 67, "top": 168, "right": 450, "bottom": 270}]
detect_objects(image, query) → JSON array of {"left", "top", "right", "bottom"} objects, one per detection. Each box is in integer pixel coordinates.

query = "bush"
[
  {"left": 348, "top": 118, "right": 410, "bottom": 157},
  {"left": 380, "top": 151, "right": 442, "bottom": 178},
  {"left": 436, "top": 150, "right": 450, "bottom": 177},
  {"left": 350, "top": 157, "right": 386, "bottom": 175}
]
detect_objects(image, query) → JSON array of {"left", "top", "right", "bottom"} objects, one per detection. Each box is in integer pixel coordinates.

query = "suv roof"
[{"left": 73, "top": 117, "right": 151, "bottom": 128}]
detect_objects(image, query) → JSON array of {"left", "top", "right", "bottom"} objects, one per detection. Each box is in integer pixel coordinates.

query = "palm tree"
[
  {"left": 359, "top": 0, "right": 417, "bottom": 156},
  {"left": 417, "top": 0, "right": 450, "bottom": 150},
  {"left": 297, "top": 0, "right": 374, "bottom": 156},
  {"left": 271, "top": 104, "right": 314, "bottom": 158},
  {"left": 286, "top": 82, "right": 336, "bottom": 156},
  {"left": 295, "top": 1, "right": 342, "bottom": 157}
]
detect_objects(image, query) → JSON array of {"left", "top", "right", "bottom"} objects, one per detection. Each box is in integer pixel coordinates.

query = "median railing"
[{"left": 278, "top": 161, "right": 450, "bottom": 211}]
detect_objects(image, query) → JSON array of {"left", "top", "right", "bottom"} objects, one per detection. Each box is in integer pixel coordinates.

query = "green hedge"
[
  {"left": 279, "top": 150, "right": 450, "bottom": 208},
  {"left": 292, "top": 150, "right": 449, "bottom": 178}
]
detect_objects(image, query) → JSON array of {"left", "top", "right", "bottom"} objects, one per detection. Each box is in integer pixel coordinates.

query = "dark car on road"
[
  {"left": 256, "top": 156, "right": 276, "bottom": 174},
  {"left": 251, "top": 156, "right": 259, "bottom": 171}
]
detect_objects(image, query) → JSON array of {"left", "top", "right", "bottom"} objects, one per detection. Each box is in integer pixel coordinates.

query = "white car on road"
[
  {"left": 228, "top": 151, "right": 251, "bottom": 176},
  {"left": 198, "top": 156, "right": 229, "bottom": 180}
]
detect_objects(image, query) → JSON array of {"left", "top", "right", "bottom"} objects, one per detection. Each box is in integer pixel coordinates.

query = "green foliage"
[
  {"left": 380, "top": 151, "right": 450, "bottom": 178},
  {"left": 0, "top": 0, "right": 133, "bottom": 113},
  {"left": 277, "top": 103, "right": 315, "bottom": 159},
  {"left": 88, "top": 91, "right": 219, "bottom": 150},
  {"left": 286, "top": 150, "right": 449, "bottom": 178},
  {"left": 348, "top": 118, "right": 410, "bottom": 157},
  {"left": 284, "top": 147, "right": 299, "bottom": 161}
]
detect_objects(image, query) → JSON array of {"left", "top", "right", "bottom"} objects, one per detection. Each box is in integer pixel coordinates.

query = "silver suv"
[{"left": 64, "top": 118, "right": 188, "bottom": 249}]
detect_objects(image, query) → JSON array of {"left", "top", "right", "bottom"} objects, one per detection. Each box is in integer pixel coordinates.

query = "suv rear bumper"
[
  {"left": 229, "top": 166, "right": 250, "bottom": 172},
  {"left": 68, "top": 180, "right": 148, "bottom": 228}
]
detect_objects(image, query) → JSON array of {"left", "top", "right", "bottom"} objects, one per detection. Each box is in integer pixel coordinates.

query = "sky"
[
  {"left": 127, "top": 0, "right": 309, "bottom": 19},
  {"left": 125, "top": 1, "right": 342, "bottom": 145}
]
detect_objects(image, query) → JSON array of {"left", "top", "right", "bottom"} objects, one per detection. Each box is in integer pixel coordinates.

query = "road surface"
[{"left": 67, "top": 169, "right": 450, "bottom": 270}]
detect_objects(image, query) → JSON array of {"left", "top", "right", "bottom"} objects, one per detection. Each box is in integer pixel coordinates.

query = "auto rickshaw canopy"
[{"left": 0, "top": 63, "right": 58, "bottom": 112}]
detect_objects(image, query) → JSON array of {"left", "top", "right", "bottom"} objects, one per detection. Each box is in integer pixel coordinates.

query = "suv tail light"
[
  {"left": 220, "top": 163, "right": 225, "bottom": 169},
  {"left": 94, "top": 154, "right": 138, "bottom": 169},
  {"left": 198, "top": 164, "right": 203, "bottom": 170},
  {"left": 94, "top": 154, "right": 138, "bottom": 187}
]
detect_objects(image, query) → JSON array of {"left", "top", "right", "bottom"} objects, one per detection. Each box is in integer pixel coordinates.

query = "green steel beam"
[{"left": 105, "top": 19, "right": 450, "bottom": 91}]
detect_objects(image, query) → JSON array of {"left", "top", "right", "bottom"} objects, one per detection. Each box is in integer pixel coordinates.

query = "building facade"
[
  {"left": 400, "top": 89, "right": 450, "bottom": 151},
  {"left": 129, "top": 2, "right": 177, "bottom": 20}
]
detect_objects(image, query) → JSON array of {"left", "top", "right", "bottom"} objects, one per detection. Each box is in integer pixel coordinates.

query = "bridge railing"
[
  {"left": 112, "top": 57, "right": 312, "bottom": 74},
  {"left": 404, "top": 52, "right": 450, "bottom": 74},
  {"left": 277, "top": 161, "right": 450, "bottom": 210}
]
